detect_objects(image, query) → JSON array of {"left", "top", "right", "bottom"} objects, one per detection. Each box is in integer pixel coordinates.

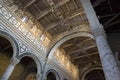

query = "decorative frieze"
[
  {"left": 18, "top": 40, "right": 32, "bottom": 55},
  {"left": 27, "top": 32, "right": 35, "bottom": 42},
  {"left": 18, "top": 25, "right": 28, "bottom": 35},
  {"left": 9, "top": 17, "right": 20, "bottom": 28},
  {"left": 0, "top": 22, "right": 5, "bottom": 30},
  {"left": 0, "top": 2, "right": 47, "bottom": 54},
  {"left": 0, "top": 7, "right": 12, "bottom": 19}
]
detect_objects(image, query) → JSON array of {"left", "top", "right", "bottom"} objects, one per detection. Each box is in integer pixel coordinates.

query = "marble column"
[
  {"left": 1, "top": 58, "right": 20, "bottom": 80},
  {"left": 80, "top": 0, "right": 120, "bottom": 80},
  {"left": 36, "top": 73, "right": 41, "bottom": 80}
]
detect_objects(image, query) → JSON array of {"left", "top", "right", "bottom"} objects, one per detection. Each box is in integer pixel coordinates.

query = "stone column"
[
  {"left": 36, "top": 73, "right": 41, "bottom": 80},
  {"left": 80, "top": 0, "right": 120, "bottom": 80},
  {"left": 1, "top": 58, "right": 20, "bottom": 80}
]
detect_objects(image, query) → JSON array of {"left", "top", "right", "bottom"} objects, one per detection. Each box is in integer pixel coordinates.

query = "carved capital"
[
  {"left": 10, "top": 58, "right": 20, "bottom": 65},
  {"left": 36, "top": 73, "right": 41, "bottom": 80},
  {"left": 115, "top": 52, "right": 120, "bottom": 65},
  {"left": 91, "top": 24, "right": 106, "bottom": 38}
]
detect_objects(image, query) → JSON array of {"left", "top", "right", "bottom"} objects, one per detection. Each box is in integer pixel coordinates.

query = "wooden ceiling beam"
[
  {"left": 72, "top": 0, "right": 78, "bottom": 9},
  {"left": 73, "top": 52, "right": 98, "bottom": 60},
  {"left": 35, "top": 0, "right": 70, "bottom": 20},
  {"left": 75, "top": 52, "right": 98, "bottom": 65},
  {"left": 46, "top": 21, "right": 60, "bottom": 30},
  {"left": 78, "top": 38, "right": 94, "bottom": 47},
  {"left": 83, "top": 45, "right": 96, "bottom": 51},
  {"left": 55, "top": 0, "right": 70, "bottom": 8},
  {"left": 104, "top": 12, "right": 120, "bottom": 26},
  {"left": 99, "top": 13, "right": 116, "bottom": 19},
  {"left": 68, "top": 38, "right": 93, "bottom": 55},
  {"left": 61, "top": 43, "right": 73, "bottom": 48},
  {"left": 93, "top": 0, "right": 106, "bottom": 7},
  {"left": 24, "top": 0, "right": 36, "bottom": 9},
  {"left": 105, "top": 19, "right": 120, "bottom": 28},
  {"left": 53, "top": 28, "right": 58, "bottom": 33},
  {"left": 35, "top": 9, "right": 50, "bottom": 20},
  {"left": 75, "top": 60, "right": 90, "bottom": 65},
  {"left": 45, "top": 10, "right": 84, "bottom": 30},
  {"left": 69, "top": 44, "right": 96, "bottom": 58}
]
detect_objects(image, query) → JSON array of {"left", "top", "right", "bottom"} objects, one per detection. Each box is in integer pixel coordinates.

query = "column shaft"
[
  {"left": 80, "top": 0, "right": 120, "bottom": 80},
  {"left": 36, "top": 73, "right": 41, "bottom": 80},
  {"left": 1, "top": 64, "right": 15, "bottom": 80},
  {"left": 1, "top": 58, "right": 19, "bottom": 80}
]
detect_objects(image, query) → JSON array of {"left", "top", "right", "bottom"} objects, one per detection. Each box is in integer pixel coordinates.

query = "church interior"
[{"left": 0, "top": 0, "right": 120, "bottom": 80}]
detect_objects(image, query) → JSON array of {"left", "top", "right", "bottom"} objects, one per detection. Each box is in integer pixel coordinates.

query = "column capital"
[
  {"left": 36, "top": 73, "right": 41, "bottom": 80},
  {"left": 36, "top": 73, "right": 41, "bottom": 77},
  {"left": 10, "top": 58, "right": 20, "bottom": 65},
  {"left": 91, "top": 24, "right": 106, "bottom": 38}
]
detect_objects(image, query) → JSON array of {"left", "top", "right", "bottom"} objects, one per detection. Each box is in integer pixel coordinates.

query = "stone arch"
[
  {"left": 46, "top": 69, "right": 61, "bottom": 80},
  {"left": 0, "top": 29, "right": 19, "bottom": 58},
  {"left": 47, "top": 31, "right": 94, "bottom": 59},
  {"left": 81, "top": 66, "right": 104, "bottom": 80},
  {"left": 19, "top": 52, "right": 42, "bottom": 75}
]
